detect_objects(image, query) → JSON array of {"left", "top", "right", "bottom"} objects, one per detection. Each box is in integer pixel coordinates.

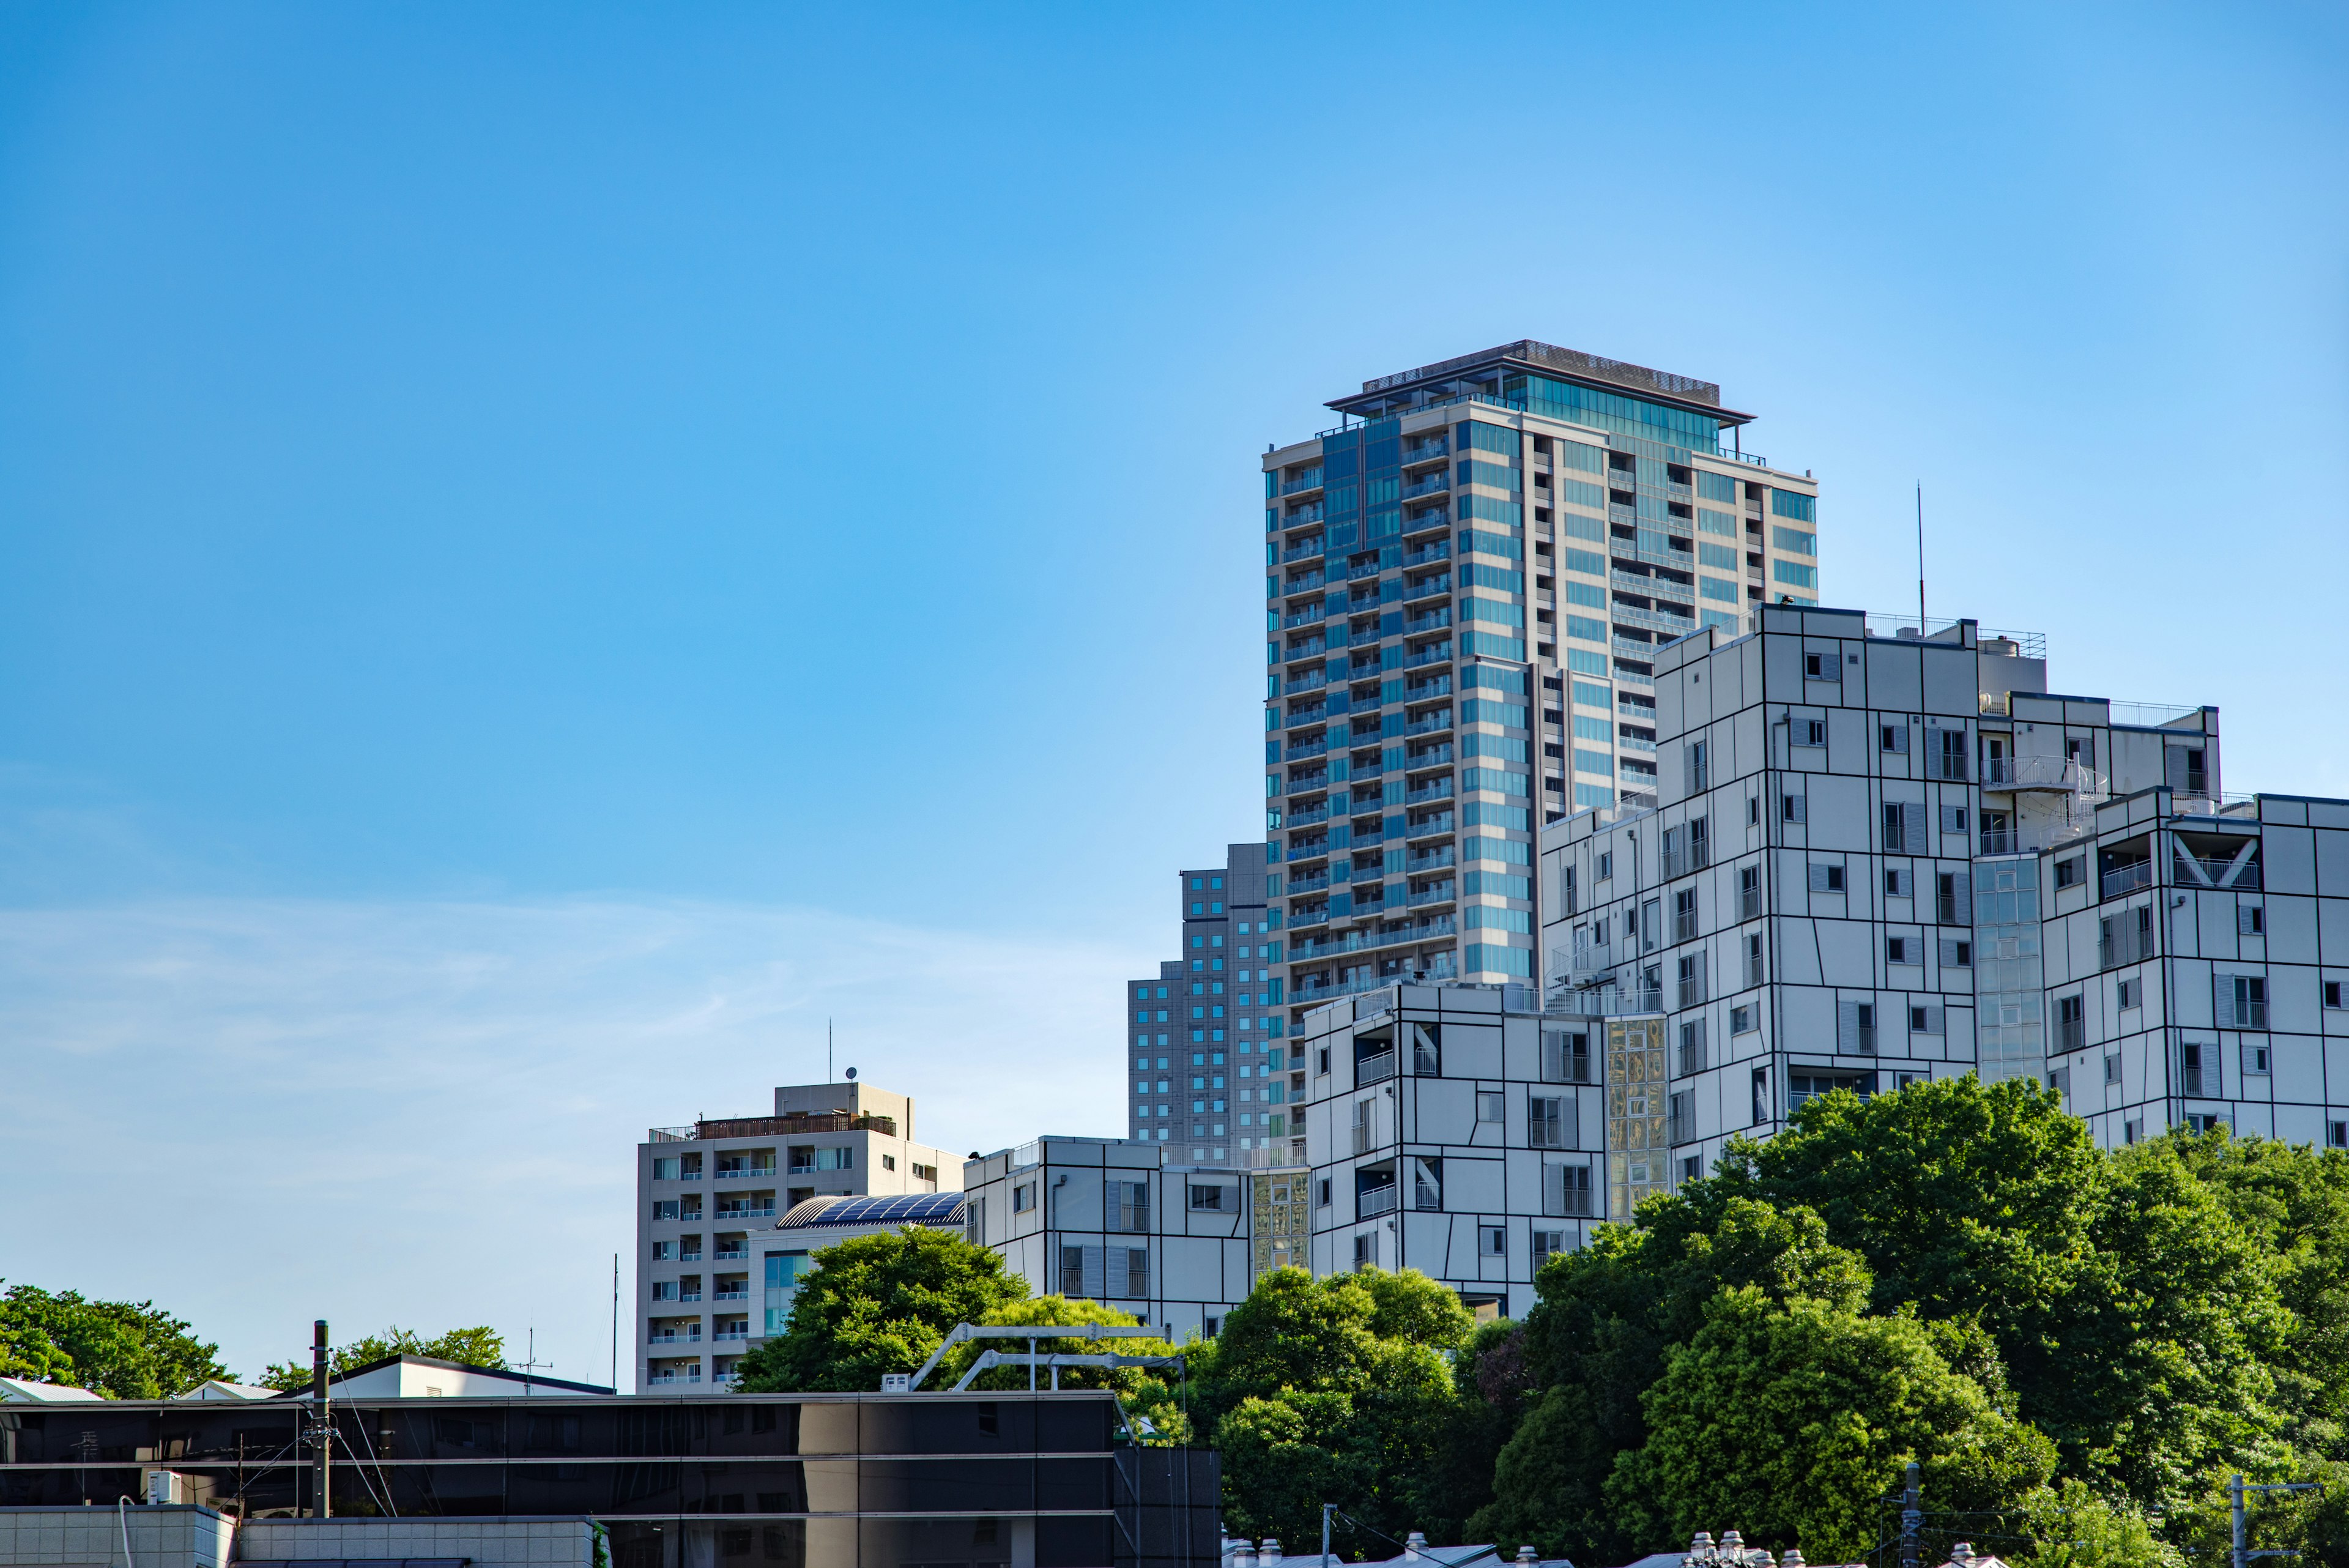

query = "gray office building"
[{"left": 1123, "top": 843, "right": 1281, "bottom": 1164}]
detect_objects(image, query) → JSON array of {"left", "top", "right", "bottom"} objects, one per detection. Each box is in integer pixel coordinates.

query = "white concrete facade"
[{"left": 634, "top": 1080, "right": 959, "bottom": 1391}]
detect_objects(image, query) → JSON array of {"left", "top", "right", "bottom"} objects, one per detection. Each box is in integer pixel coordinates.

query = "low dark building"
[{"left": 0, "top": 1389, "right": 1217, "bottom": 1568}]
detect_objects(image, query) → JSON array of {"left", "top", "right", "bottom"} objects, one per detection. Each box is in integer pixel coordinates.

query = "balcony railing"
[
  {"left": 1287, "top": 740, "right": 1327, "bottom": 760},
  {"left": 1358, "top": 1184, "right": 1398, "bottom": 1217},
  {"left": 1281, "top": 470, "right": 1324, "bottom": 496},
  {"left": 1404, "top": 713, "right": 1453, "bottom": 738},
  {"left": 1407, "top": 743, "right": 1454, "bottom": 765},
  {"left": 1401, "top": 472, "right": 1450, "bottom": 500},
  {"left": 1402, "top": 541, "right": 1452, "bottom": 568},
  {"left": 1614, "top": 569, "right": 1695, "bottom": 606},
  {"left": 2102, "top": 861, "right": 2153, "bottom": 898},
  {"left": 1405, "top": 644, "right": 1453, "bottom": 669},
  {"left": 1406, "top": 813, "right": 1455, "bottom": 838},
  {"left": 1404, "top": 779, "right": 1454, "bottom": 804},
  {"left": 1405, "top": 609, "right": 1452, "bottom": 634},
  {"left": 2182, "top": 855, "right": 2260, "bottom": 891},
  {"left": 1286, "top": 502, "right": 1326, "bottom": 524},
  {"left": 1402, "top": 438, "right": 1449, "bottom": 464},
  {"left": 1283, "top": 606, "right": 1326, "bottom": 630},
  {"left": 714, "top": 1204, "right": 776, "bottom": 1219},
  {"left": 1281, "top": 539, "right": 1327, "bottom": 564},
  {"left": 1405, "top": 507, "right": 1450, "bottom": 532},
  {"left": 1406, "top": 847, "right": 1457, "bottom": 873},
  {"left": 1289, "top": 872, "right": 1332, "bottom": 894},
  {"left": 1407, "top": 881, "right": 1455, "bottom": 907},
  {"left": 1981, "top": 756, "right": 2104, "bottom": 793},
  {"left": 1404, "top": 574, "right": 1452, "bottom": 600}
]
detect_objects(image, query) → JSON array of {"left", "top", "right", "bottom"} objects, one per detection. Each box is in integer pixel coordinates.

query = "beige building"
[{"left": 634, "top": 1079, "right": 958, "bottom": 1389}]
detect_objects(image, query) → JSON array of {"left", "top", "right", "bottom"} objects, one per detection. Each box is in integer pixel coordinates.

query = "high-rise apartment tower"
[{"left": 1263, "top": 342, "right": 1820, "bottom": 1040}]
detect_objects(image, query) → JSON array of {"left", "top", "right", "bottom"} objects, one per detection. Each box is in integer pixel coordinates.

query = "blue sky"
[{"left": 2, "top": 3, "right": 2343, "bottom": 1382}]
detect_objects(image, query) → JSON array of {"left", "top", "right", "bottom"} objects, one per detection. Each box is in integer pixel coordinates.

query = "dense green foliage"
[
  {"left": 257, "top": 1325, "right": 510, "bottom": 1390},
  {"left": 1457, "top": 1077, "right": 2349, "bottom": 1565},
  {"left": 731, "top": 1227, "right": 1028, "bottom": 1392},
  {"left": 0, "top": 1282, "right": 230, "bottom": 1398}
]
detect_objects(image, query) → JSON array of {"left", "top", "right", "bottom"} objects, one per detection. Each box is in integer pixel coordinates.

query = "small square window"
[
  {"left": 1888, "top": 937, "right": 1917, "bottom": 964},
  {"left": 2055, "top": 856, "right": 2084, "bottom": 890},
  {"left": 1808, "top": 863, "right": 1845, "bottom": 893},
  {"left": 2240, "top": 904, "right": 2265, "bottom": 936},
  {"left": 2118, "top": 978, "right": 2141, "bottom": 1010},
  {"left": 2331, "top": 1121, "right": 2348, "bottom": 1150},
  {"left": 2246, "top": 1044, "right": 2272, "bottom": 1076},
  {"left": 2104, "top": 1053, "right": 2121, "bottom": 1085},
  {"left": 1731, "top": 1005, "right": 1755, "bottom": 1035},
  {"left": 1597, "top": 851, "right": 1613, "bottom": 880},
  {"left": 1476, "top": 1091, "right": 1505, "bottom": 1122},
  {"left": 1797, "top": 719, "right": 1827, "bottom": 747},
  {"left": 1479, "top": 1226, "right": 1506, "bottom": 1257},
  {"left": 2328, "top": 981, "right": 2345, "bottom": 1009},
  {"left": 1880, "top": 724, "right": 1908, "bottom": 753},
  {"left": 1783, "top": 793, "right": 1807, "bottom": 823}
]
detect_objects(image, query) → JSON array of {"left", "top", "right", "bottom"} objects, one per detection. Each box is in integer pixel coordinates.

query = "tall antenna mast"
[
  {"left": 829, "top": 1019, "right": 834, "bottom": 1083},
  {"left": 1917, "top": 485, "right": 1926, "bottom": 632},
  {"left": 610, "top": 1254, "right": 619, "bottom": 1392}
]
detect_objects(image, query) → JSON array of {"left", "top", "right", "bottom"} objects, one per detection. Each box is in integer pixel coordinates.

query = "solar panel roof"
[{"left": 778, "top": 1192, "right": 967, "bottom": 1228}]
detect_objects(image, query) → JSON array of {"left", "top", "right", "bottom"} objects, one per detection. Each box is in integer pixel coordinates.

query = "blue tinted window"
[
  {"left": 1771, "top": 490, "right": 1817, "bottom": 522},
  {"left": 1695, "top": 470, "right": 1739, "bottom": 502}
]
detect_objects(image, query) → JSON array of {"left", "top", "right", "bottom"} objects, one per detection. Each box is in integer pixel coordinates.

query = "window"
[
  {"left": 1316, "top": 1176, "right": 1332, "bottom": 1207},
  {"left": 1532, "top": 1230, "right": 1567, "bottom": 1271},
  {"left": 1543, "top": 1163, "right": 1594, "bottom": 1218},
  {"left": 2183, "top": 1042, "right": 2207, "bottom": 1097},
  {"left": 1752, "top": 1066, "right": 1770, "bottom": 1124},
  {"left": 1739, "top": 864, "right": 1761, "bottom": 920},
  {"left": 1941, "top": 938, "right": 1973, "bottom": 967},
  {"left": 1597, "top": 850, "right": 1613, "bottom": 881},
  {"left": 1353, "top": 1233, "right": 1377, "bottom": 1270},
  {"left": 2332, "top": 1122, "right": 2349, "bottom": 1150},
  {"left": 1939, "top": 804, "right": 1968, "bottom": 834},
  {"left": 2221, "top": 975, "right": 2269, "bottom": 1030},
  {"left": 2327, "top": 980, "right": 2345, "bottom": 1009},
  {"left": 1809, "top": 863, "right": 1846, "bottom": 893},
  {"left": 1885, "top": 868, "right": 1913, "bottom": 898},
  {"left": 1477, "top": 1090, "right": 1505, "bottom": 1122},
  {"left": 1674, "top": 888, "right": 1698, "bottom": 942},
  {"left": 1480, "top": 1226, "right": 1507, "bottom": 1257},
  {"left": 2244, "top": 1043, "right": 2272, "bottom": 1077},
  {"left": 1685, "top": 739, "right": 1710, "bottom": 793},
  {"left": 1677, "top": 951, "right": 1707, "bottom": 1008},
  {"left": 1542, "top": 1029, "right": 1592, "bottom": 1084},
  {"left": 2124, "top": 1119, "right": 2144, "bottom": 1145},
  {"left": 1838, "top": 1000, "right": 1878, "bottom": 1055},
  {"left": 1731, "top": 1004, "right": 1756, "bottom": 1035},
  {"left": 1745, "top": 931, "right": 1764, "bottom": 987},
  {"left": 2240, "top": 904, "right": 2265, "bottom": 936},
  {"left": 1882, "top": 802, "right": 1915, "bottom": 855},
  {"left": 1936, "top": 871, "right": 1970, "bottom": 927},
  {"left": 1747, "top": 794, "right": 1761, "bottom": 825},
  {"left": 2118, "top": 977, "right": 2141, "bottom": 1010},
  {"left": 1410, "top": 1155, "right": 1443, "bottom": 1211},
  {"left": 2104, "top": 1053, "right": 2122, "bottom": 1085},
  {"left": 1880, "top": 723, "right": 1909, "bottom": 754},
  {"left": 882, "top": 1154, "right": 896, "bottom": 1172},
  {"left": 2055, "top": 856, "right": 2084, "bottom": 890},
  {"left": 1012, "top": 1183, "right": 1034, "bottom": 1213},
  {"left": 1783, "top": 792, "right": 1807, "bottom": 823},
  {"left": 1668, "top": 1090, "right": 1694, "bottom": 1146},
  {"left": 1909, "top": 1005, "right": 1943, "bottom": 1036},
  {"left": 1887, "top": 936, "right": 1917, "bottom": 965},
  {"left": 1188, "top": 1183, "right": 1225, "bottom": 1211},
  {"left": 1529, "top": 1094, "right": 1567, "bottom": 1148},
  {"left": 2057, "top": 994, "right": 2085, "bottom": 1052},
  {"left": 1677, "top": 1018, "right": 1709, "bottom": 1076},
  {"left": 1796, "top": 719, "right": 1827, "bottom": 746},
  {"left": 1803, "top": 652, "right": 1838, "bottom": 682}
]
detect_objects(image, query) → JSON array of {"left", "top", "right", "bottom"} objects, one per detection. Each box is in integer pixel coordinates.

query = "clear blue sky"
[{"left": 2, "top": 3, "right": 2343, "bottom": 1382}]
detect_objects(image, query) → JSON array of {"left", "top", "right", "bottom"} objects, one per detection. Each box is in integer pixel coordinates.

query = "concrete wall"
[{"left": 0, "top": 1506, "right": 234, "bottom": 1568}]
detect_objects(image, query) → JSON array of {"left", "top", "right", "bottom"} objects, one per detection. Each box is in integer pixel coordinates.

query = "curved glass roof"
[{"left": 777, "top": 1192, "right": 967, "bottom": 1229}]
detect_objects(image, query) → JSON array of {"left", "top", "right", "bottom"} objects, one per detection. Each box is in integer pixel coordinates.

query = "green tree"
[
  {"left": 2015, "top": 1479, "right": 2185, "bottom": 1568},
  {"left": 0, "top": 1283, "right": 230, "bottom": 1399},
  {"left": 1197, "top": 1266, "right": 1471, "bottom": 1556},
  {"left": 732, "top": 1227, "right": 1026, "bottom": 1393},
  {"left": 1473, "top": 1193, "right": 1872, "bottom": 1561},
  {"left": 1712, "top": 1078, "right": 2291, "bottom": 1512},
  {"left": 257, "top": 1325, "right": 510, "bottom": 1391},
  {"left": 1607, "top": 1287, "right": 2057, "bottom": 1562}
]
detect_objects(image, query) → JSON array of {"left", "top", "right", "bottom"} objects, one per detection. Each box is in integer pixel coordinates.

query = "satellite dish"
[{"left": 844, "top": 1066, "right": 857, "bottom": 1080}]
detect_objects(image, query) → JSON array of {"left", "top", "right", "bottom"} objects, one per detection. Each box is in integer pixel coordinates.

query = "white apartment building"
[
  {"left": 962, "top": 1139, "right": 1312, "bottom": 1341},
  {"left": 1535, "top": 603, "right": 2225, "bottom": 1187},
  {"left": 634, "top": 1080, "right": 957, "bottom": 1389}
]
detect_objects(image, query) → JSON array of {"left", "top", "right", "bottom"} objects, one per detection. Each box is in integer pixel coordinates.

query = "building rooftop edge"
[{"left": 1325, "top": 339, "right": 1756, "bottom": 425}]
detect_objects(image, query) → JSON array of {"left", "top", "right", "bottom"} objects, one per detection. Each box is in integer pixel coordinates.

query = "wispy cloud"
[{"left": 0, "top": 895, "right": 1147, "bottom": 1384}]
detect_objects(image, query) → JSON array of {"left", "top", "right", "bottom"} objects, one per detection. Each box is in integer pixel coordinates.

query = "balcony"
[
  {"left": 1406, "top": 846, "right": 1457, "bottom": 874},
  {"left": 1620, "top": 734, "right": 1657, "bottom": 754},
  {"left": 1289, "top": 871, "right": 1333, "bottom": 894},
  {"left": 1282, "top": 573, "right": 1326, "bottom": 596},
  {"left": 1346, "top": 556, "right": 1386, "bottom": 581},
  {"left": 1404, "top": 711, "right": 1453, "bottom": 738},
  {"left": 1405, "top": 608, "right": 1452, "bottom": 634},
  {"left": 1405, "top": 675, "right": 1452, "bottom": 700},
  {"left": 714, "top": 1203, "right": 775, "bottom": 1219},
  {"left": 1287, "top": 738, "right": 1327, "bottom": 760},
  {"left": 2181, "top": 854, "right": 2260, "bottom": 891},
  {"left": 1404, "top": 574, "right": 1452, "bottom": 601},
  {"left": 1402, "top": 438, "right": 1449, "bottom": 465},
  {"left": 1402, "top": 541, "right": 1452, "bottom": 568},
  {"left": 1285, "top": 703, "right": 1328, "bottom": 727},
  {"left": 1612, "top": 603, "right": 1698, "bottom": 639},
  {"left": 2102, "top": 860, "right": 2153, "bottom": 898},
  {"left": 1286, "top": 502, "right": 1326, "bottom": 525},
  {"left": 1286, "top": 803, "right": 1330, "bottom": 828},
  {"left": 1282, "top": 470, "right": 1324, "bottom": 496},
  {"left": 1406, "top": 743, "right": 1454, "bottom": 767},
  {"left": 713, "top": 1247, "right": 748, "bottom": 1262},
  {"left": 1283, "top": 606, "right": 1327, "bottom": 630},
  {"left": 1401, "top": 471, "right": 1450, "bottom": 500},
  {"left": 1281, "top": 538, "right": 1327, "bottom": 565},
  {"left": 1614, "top": 569, "right": 1695, "bottom": 606},
  {"left": 1406, "top": 880, "right": 1456, "bottom": 907},
  {"left": 1358, "top": 1183, "right": 1399, "bottom": 1217},
  {"left": 1405, "top": 643, "right": 1453, "bottom": 669},
  {"left": 1982, "top": 756, "right": 2103, "bottom": 793},
  {"left": 713, "top": 1288, "right": 749, "bottom": 1301},
  {"left": 1404, "top": 779, "right": 1454, "bottom": 805},
  {"left": 1284, "top": 637, "right": 1327, "bottom": 662},
  {"left": 713, "top": 1170, "right": 774, "bottom": 1183},
  {"left": 1405, "top": 814, "right": 1455, "bottom": 839},
  {"left": 1404, "top": 506, "right": 1450, "bottom": 532}
]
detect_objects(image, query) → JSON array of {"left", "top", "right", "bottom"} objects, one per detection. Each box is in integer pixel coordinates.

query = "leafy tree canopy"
[
  {"left": 0, "top": 1282, "right": 230, "bottom": 1399},
  {"left": 257, "top": 1326, "right": 509, "bottom": 1391},
  {"left": 732, "top": 1227, "right": 1026, "bottom": 1394}
]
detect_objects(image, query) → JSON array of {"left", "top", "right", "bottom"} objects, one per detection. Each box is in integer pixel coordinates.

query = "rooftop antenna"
[
  {"left": 518, "top": 1326, "right": 554, "bottom": 1396},
  {"left": 1917, "top": 484, "right": 1926, "bottom": 634},
  {"left": 610, "top": 1255, "right": 619, "bottom": 1393},
  {"left": 828, "top": 1019, "right": 834, "bottom": 1083}
]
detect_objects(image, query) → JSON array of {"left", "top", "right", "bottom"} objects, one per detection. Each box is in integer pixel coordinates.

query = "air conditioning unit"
[
  {"left": 879, "top": 1373, "right": 912, "bottom": 1394},
  {"left": 144, "top": 1469, "right": 188, "bottom": 1505}
]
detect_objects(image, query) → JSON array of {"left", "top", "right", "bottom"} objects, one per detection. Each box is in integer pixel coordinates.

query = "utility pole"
[
  {"left": 2233, "top": 1471, "right": 2322, "bottom": 1568},
  {"left": 1900, "top": 1460, "right": 1921, "bottom": 1568},
  {"left": 308, "top": 1320, "right": 332, "bottom": 1518},
  {"left": 1321, "top": 1502, "right": 1335, "bottom": 1568}
]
